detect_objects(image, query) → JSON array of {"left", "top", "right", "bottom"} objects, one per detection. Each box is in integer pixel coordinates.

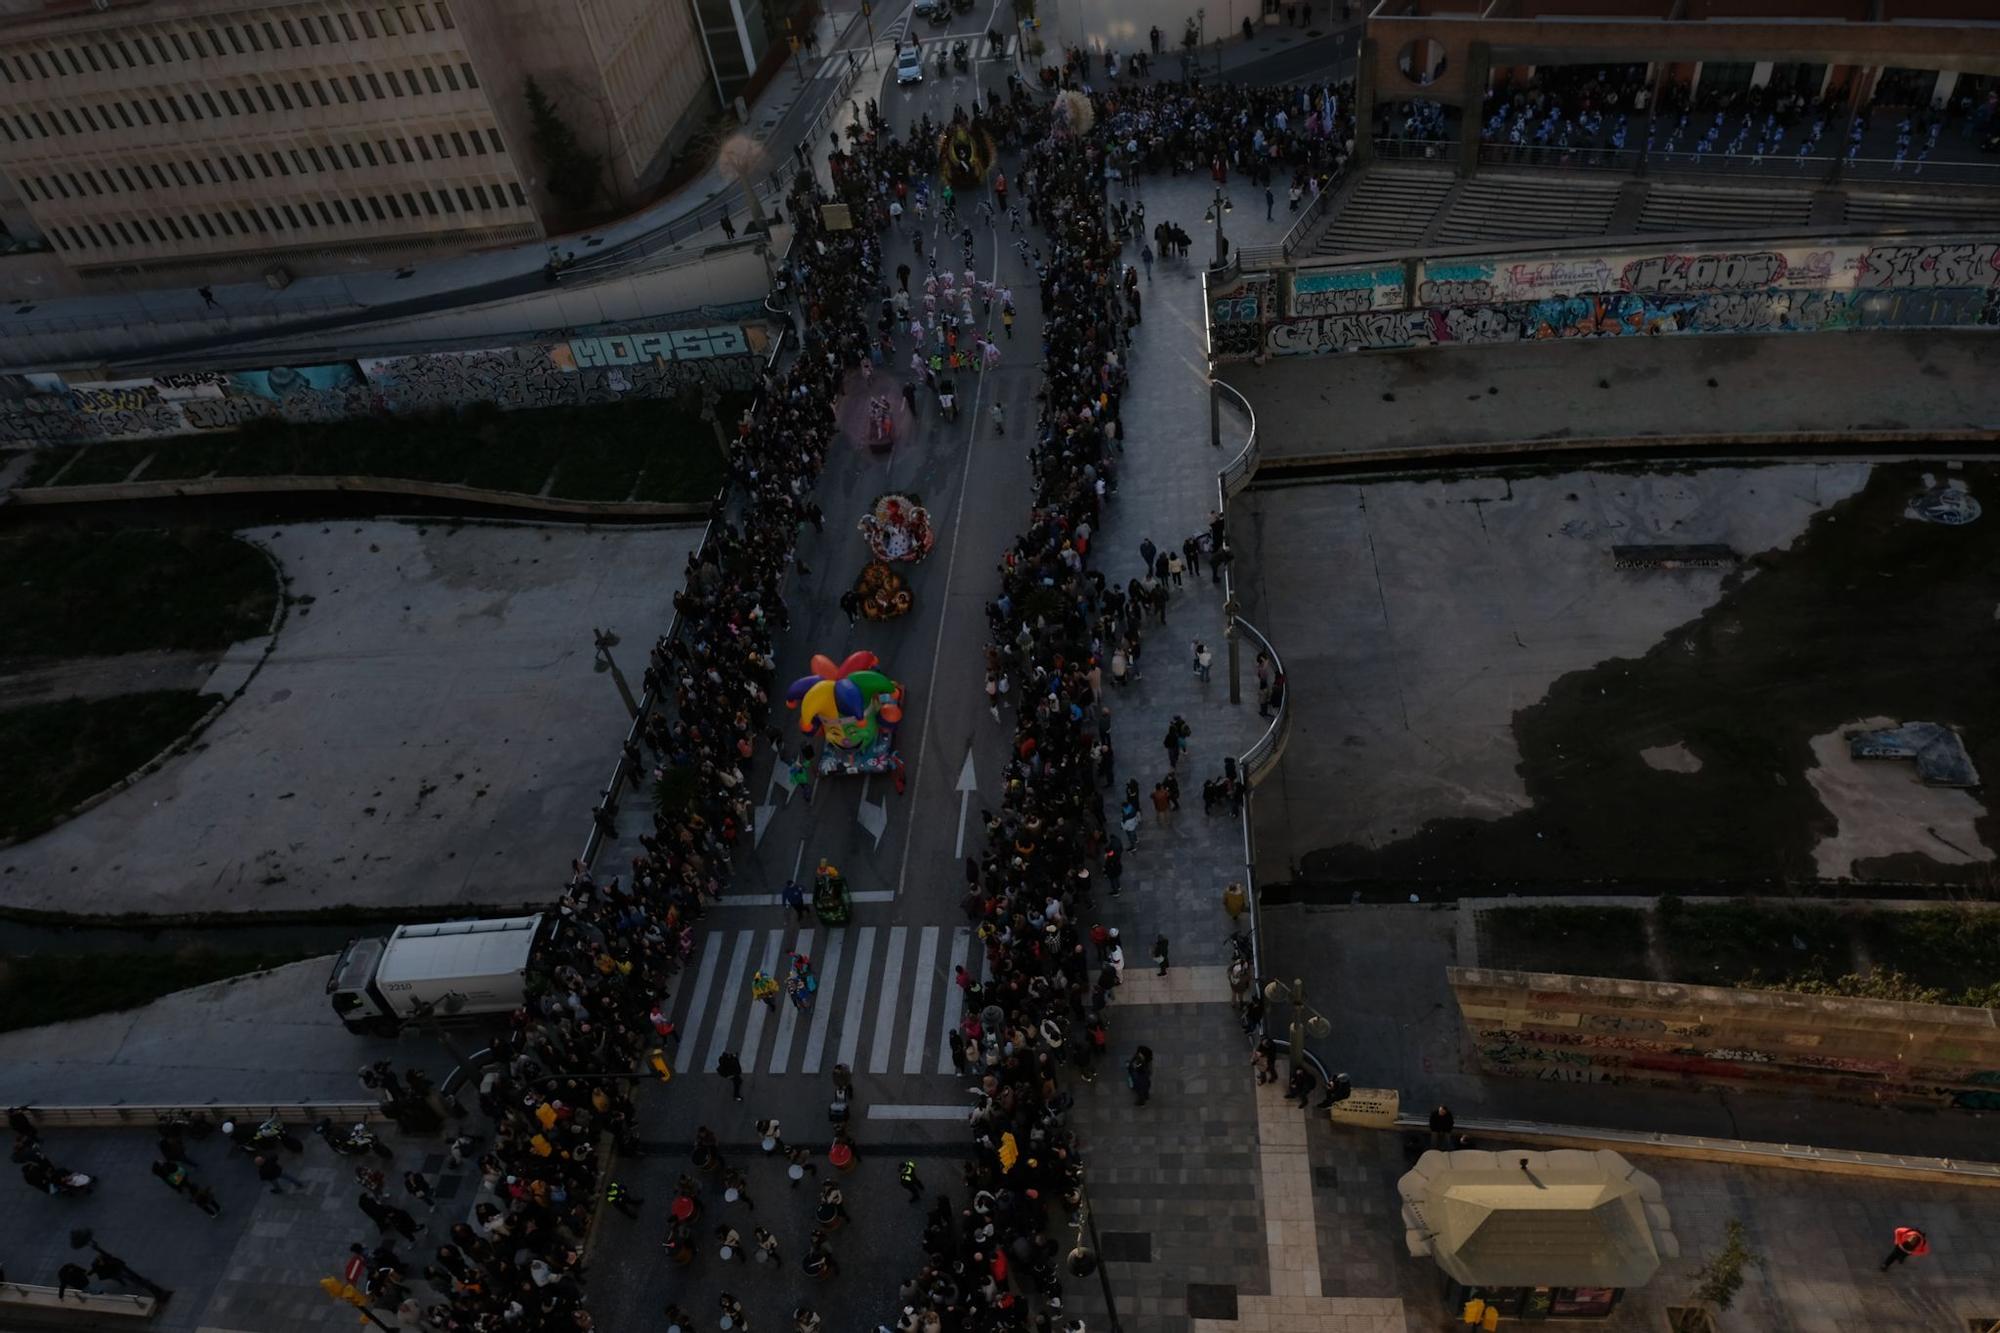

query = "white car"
[{"left": 896, "top": 46, "right": 924, "bottom": 84}]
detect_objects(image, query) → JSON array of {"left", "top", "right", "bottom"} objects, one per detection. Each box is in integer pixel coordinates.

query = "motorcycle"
[
  {"left": 21, "top": 1158, "right": 94, "bottom": 1196},
  {"left": 224, "top": 1114, "right": 305, "bottom": 1154},
  {"left": 936, "top": 47, "right": 948, "bottom": 77},
  {"left": 952, "top": 40, "right": 969, "bottom": 73},
  {"left": 314, "top": 1117, "right": 395, "bottom": 1160}
]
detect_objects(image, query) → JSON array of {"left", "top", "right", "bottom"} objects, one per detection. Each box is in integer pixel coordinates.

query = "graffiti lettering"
[
  {"left": 1292, "top": 286, "right": 1375, "bottom": 316},
  {"left": 1266, "top": 311, "right": 1433, "bottom": 356},
  {"left": 1416, "top": 278, "right": 1494, "bottom": 305},
  {"left": 1859, "top": 242, "right": 2000, "bottom": 290},
  {"left": 1622, "top": 251, "right": 1787, "bottom": 294},
  {"left": 1583, "top": 1014, "right": 1665, "bottom": 1036}
]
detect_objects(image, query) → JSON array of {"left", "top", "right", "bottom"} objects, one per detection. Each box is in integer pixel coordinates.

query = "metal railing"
[
  {"left": 1470, "top": 139, "right": 2000, "bottom": 190},
  {"left": 573, "top": 253, "right": 801, "bottom": 871},
  {"left": 0, "top": 1281, "right": 155, "bottom": 1316},
  {"left": 17, "top": 1101, "right": 386, "bottom": 1127},
  {"left": 1371, "top": 136, "right": 1454, "bottom": 164},
  {"left": 1211, "top": 371, "right": 1297, "bottom": 1084}
]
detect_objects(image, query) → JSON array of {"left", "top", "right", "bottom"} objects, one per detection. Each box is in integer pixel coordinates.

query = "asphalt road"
[{"left": 586, "top": 30, "right": 1049, "bottom": 1330}]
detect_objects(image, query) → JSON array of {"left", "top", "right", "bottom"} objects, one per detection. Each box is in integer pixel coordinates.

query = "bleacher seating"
[
  {"left": 1843, "top": 191, "right": 1996, "bottom": 232},
  {"left": 1313, "top": 170, "right": 1454, "bottom": 256},
  {"left": 1636, "top": 185, "right": 1814, "bottom": 234},
  {"left": 1431, "top": 175, "right": 1622, "bottom": 245}
]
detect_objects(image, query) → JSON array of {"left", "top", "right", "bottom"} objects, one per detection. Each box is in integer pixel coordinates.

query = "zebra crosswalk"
[
  {"left": 814, "top": 35, "right": 1018, "bottom": 82},
  {"left": 671, "top": 922, "right": 982, "bottom": 1078}
]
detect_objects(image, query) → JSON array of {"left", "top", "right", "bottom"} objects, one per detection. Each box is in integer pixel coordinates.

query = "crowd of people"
[
  {"left": 304, "top": 133, "right": 887, "bottom": 1333},
  {"left": 270, "top": 59, "right": 1319, "bottom": 1333},
  {"left": 1476, "top": 65, "right": 2000, "bottom": 170}
]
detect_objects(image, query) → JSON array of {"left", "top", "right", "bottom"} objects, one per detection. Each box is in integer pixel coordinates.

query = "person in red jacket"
[{"left": 1881, "top": 1225, "right": 1928, "bottom": 1272}]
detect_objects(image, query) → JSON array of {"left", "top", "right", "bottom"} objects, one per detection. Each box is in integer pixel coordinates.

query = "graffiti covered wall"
[
  {"left": 0, "top": 323, "right": 770, "bottom": 447},
  {"left": 1452, "top": 967, "right": 2000, "bottom": 1111},
  {"left": 1216, "top": 238, "right": 2000, "bottom": 363}
]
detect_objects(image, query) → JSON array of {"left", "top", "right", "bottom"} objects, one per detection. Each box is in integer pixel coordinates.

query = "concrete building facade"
[{"left": 0, "top": 0, "right": 718, "bottom": 277}]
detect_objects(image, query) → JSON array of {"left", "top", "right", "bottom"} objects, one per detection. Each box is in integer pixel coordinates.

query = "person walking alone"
[
  {"left": 1127, "top": 1046, "right": 1154, "bottom": 1106},
  {"left": 899, "top": 1159, "right": 924, "bottom": 1202},
  {"left": 718, "top": 1051, "right": 745, "bottom": 1101},
  {"left": 1881, "top": 1225, "right": 1929, "bottom": 1272},
  {"left": 1152, "top": 934, "right": 1170, "bottom": 977}
]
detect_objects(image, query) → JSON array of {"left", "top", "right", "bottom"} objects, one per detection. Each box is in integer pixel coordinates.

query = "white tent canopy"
[{"left": 1398, "top": 1148, "right": 1677, "bottom": 1290}]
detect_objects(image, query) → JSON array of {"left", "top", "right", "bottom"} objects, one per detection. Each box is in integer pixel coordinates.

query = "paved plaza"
[
  {"left": 10, "top": 36, "right": 2000, "bottom": 1333},
  {"left": 1221, "top": 329, "right": 2000, "bottom": 461},
  {"left": 0, "top": 519, "right": 700, "bottom": 916}
]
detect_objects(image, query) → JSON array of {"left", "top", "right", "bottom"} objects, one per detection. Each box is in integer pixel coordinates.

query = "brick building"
[{"left": 0, "top": 0, "right": 725, "bottom": 277}]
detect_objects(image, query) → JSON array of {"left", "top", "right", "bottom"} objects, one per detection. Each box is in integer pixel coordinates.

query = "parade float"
[
  {"left": 787, "top": 651, "right": 906, "bottom": 776},
  {"left": 853, "top": 561, "right": 913, "bottom": 619},
  {"left": 938, "top": 119, "right": 997, "bottom": 188},
  {"left": 858, "top": 493, "right": 936, "bottom": 563}
]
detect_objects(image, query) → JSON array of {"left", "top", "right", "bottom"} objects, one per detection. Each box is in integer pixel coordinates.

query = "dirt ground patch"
[{"left": 1272, "top": 458, "right": 1999, "bottom": 897}]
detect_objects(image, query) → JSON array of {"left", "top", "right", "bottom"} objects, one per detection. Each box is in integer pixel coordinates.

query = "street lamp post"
[
  {"left": 1064, "top": 1171, "right": 1126, "bottom": 1333},
  {"left": 1262, "top": 977, "right": 1331, "bottom": 1084},
  {"left": 1224, "top": 595, "right": 1241, "bottom": 704},
  {"left": 1203, "top": 185, "right": 1232, "bottom": 268}
]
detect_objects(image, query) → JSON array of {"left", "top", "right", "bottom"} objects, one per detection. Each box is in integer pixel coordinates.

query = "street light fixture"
[
  {"left": 1263, "top": 976, "right": 1331, "bottom": 1082},
  {"left": 1203, "top": 186, "right": 1233, "bottom": 267}
]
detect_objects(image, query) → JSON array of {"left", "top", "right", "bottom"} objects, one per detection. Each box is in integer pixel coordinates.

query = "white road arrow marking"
[{"left": 953, "top": 748, "right": 978, "bottom": 860}]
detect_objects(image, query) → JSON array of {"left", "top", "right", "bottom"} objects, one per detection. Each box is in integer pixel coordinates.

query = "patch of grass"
[
  {"left": 1856, "top": 907, "right": 2000, "bottom": 1002},
  {"left": 0, "top": 691, "right": 217, "bottom": 840},
  {"left": 54, "top": 440, "right": 162, "bottom": 485},
  {"left": 1657, "top": 895, "right": 1856, "bottom": 988},
  {"left": 1479, "top": 904, "right": 1654, "bottom": 980},
  {"left": 0, "top": 527, "right": 278, "bottom": 658},
  {"left": 0, "top": 948, "right": 323, "bottom": 1031},
  {"left": 31, "top": 398, "right": 731, "bottom": 503}
]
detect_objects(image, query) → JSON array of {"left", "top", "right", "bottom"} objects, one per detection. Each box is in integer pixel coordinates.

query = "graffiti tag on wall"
[
  {"left": 0, "top": 324, "right": 769, "bottom": 447},
  {"left": 1288, "top": 263, "right": 1405, "bottom": 317}
]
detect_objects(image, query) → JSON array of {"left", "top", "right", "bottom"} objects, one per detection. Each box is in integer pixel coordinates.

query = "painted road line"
[
  {"left": 836, "top": 926, "right": 877, "bottom": 1072},
  {"left": 937, "top": 926, "right": 971, "bottom": 1074},
  {"left": 800, "top": 929, "right": 845, "bottom": 1074},
  {"left": 675, "top": 932, "right": 725, "bottom": 1074},
  {"left": 739, "top": 929, "right": 785, "bottom": 1071},
  {"left": 768, "top": 927, "right": 814, "bottom": 1074},
  {"left": 903, "top": 926, "right": 941, "bottom": 1074},
  {"left": 704, "top": 930, "right": 756, "bottom": 1077},
  {"left": 869, "top": 925, "right": 910, "bottom": 1075},
  {"left": 709, "top": 891, "right": 896, "bottom": 907},
  {"left": 865, "top": 1104, "right": 970, "bottom": 1121}
]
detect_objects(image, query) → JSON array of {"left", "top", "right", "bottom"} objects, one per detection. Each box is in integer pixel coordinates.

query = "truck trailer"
[{"left": 328, "top": 915, "right": 543, "bottom": 1035}]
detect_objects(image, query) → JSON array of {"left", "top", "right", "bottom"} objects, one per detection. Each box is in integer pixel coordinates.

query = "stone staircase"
[
  {"left": 1312, "top": 169, "right": 1454, "bottom": 256},
  {"left": 1429, "top": 173, "right": 1623, "bottom": 246},
  {"left": 1636, "top": 184, "right": 1815, "bottom": 234}
]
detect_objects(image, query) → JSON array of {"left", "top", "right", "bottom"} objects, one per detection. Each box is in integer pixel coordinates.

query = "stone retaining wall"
[{"left": 1450, "top": 966, "right": 2000, "bottom": 1111}]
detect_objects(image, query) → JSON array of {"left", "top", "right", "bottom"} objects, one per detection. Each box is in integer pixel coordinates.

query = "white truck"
[{"left": 328, "top": 915, "right": 543, "bottom": 1035}]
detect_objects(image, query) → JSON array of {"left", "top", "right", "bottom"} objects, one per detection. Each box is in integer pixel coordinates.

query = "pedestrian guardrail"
[
  {"left": 1467, "top": 140, "right": 2000, "bottom": 191},
  {"left": 1372, "top": 136, "right": 1453, "bottom": 164},
  {"left": 1390, "top": 1113, "right": 2000, "bottom": 1187},
  {"left": 575, "top": 276, "right": 798, "bottom": 870},
  {"left": 21, "top": 1101, "right": 386, "bottom": 1128},
  {"left": 1212, "top": 368, "right": 1299, "bottom": 1092},
  {"left": 0, "top": 1281, "right": 156, "bottom": 1317}
]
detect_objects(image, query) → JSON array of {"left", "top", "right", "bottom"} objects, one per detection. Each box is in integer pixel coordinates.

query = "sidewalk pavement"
[
  {"left": 1082, "top": 173, "right": 1293, "bottom": 972},
  {"left": 1221, "top": 329, "right": 2000, "bottom": 463},
  {"left": 0, "top": 957, "right": 442, "bottom": 1107}
]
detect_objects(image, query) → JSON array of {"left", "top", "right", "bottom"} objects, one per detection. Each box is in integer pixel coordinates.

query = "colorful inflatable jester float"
[{"left": 786, "top": 650, "right": 906, "bottom": 775}]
